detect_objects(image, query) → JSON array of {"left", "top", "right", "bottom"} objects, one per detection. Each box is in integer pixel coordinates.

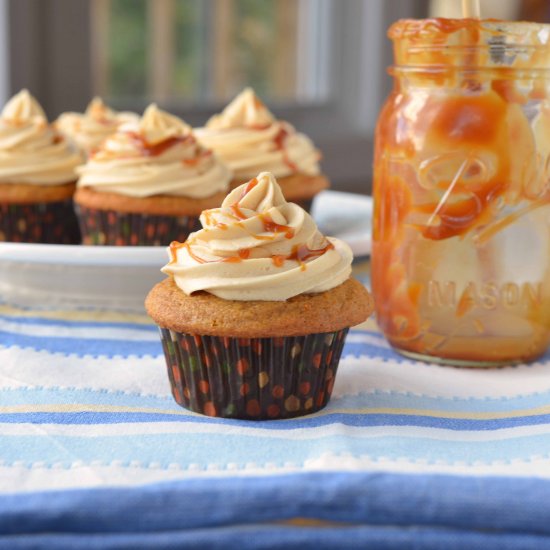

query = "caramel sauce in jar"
[{"left": 372, "top": 19, "right": 550, "bottom": 366}]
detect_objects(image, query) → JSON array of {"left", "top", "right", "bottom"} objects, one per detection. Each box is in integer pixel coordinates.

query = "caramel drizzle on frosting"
[
  {"left": 273, "top": 126, "right": 299, "bottom": 172},
  {"left": 182, "top": 149, "right": 212, "bottom": 166},
  {"left": 169, "top": 239, "right": 333, "bottom": 269},
  {"left": 255, "top": 213, "right": 295, "bottom": 240},
  {"left": 169, "top": 175, "right": 333, "bottom": 268},
  {"left": 91, "top": 130, "right": 211, "bottom": 165},
  {"left": 125, "top": 131, "right": 190, "bottom": 157},
  {"left": 169, "top": 241, "right": 251, "bottom": 265},
  {"left": 92, "top": 131, "right": 193, "bottom": 160},
  {"left": 230, "top": 203, "right": 248, "bottom": 220},
  {"left": 240, "top": 176, "right": 258, "bottom": 197}
]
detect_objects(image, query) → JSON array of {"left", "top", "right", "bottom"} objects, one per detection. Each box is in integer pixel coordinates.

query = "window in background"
[
  {"left": 91, "top": 0, "right": 326, "bottom": 106},
  {"left": 0, "top": 0, "right": 8, "bottom": 107},
  {"left": 7, "top": 0, "right": 427, "bottom": 193}
]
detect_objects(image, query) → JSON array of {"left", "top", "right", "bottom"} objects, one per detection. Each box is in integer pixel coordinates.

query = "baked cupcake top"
[
  {"left": 0, "top": 89, "right": 82, "bottom": 185},
  {"left": 55, "top": 97, "right": 139, "bottom": 156},
  {"left": 163, "top": 171, "right": 352, "bottom": 301},
  {"left": 77, "top": 104, "right": 231, "bottom": 198},
  {"left": 195, "top": 88, "right": 321, "bottom": 181}
]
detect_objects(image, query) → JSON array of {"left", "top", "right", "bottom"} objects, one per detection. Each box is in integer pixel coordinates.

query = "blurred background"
[{"left": 0, "top": 0, "right": 549, "bottom": 193}]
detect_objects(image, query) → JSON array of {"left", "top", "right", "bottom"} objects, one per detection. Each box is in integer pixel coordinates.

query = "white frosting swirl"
[
  {"left": 55, "top": 97, "right": 139, "bottom": 156},
  {"left": 0, "top": 90, "right": 82, "bottom": 185},
  {"left": 77, "top": 104, "right": 231, "bottom": 198},
  {"left": 195, "top": 88, "right": 321, "bottom": 180},
  {"left": 162, "top": 171, "right": 352, "bottom": 301}
]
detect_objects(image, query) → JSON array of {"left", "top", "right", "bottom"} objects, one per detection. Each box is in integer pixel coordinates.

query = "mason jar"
[{"left": 372, "top": 19, "right": 550, "bottom": 366}]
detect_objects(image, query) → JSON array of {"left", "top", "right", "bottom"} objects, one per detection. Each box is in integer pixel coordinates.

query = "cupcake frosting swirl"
[
  {"left": 77, "top": 104, "right": 231, "bottom": 198},
  {"left": 195, "top": 88, "right": 321, "bottom": 180},
  {"left": 0, "top": 89, "right": 82, "bottom": 185},
  {"left": 163, "top": 171, "right": 352, "bottom": 301},
  {"left": 55, "top": 97, "right": 139, "bottom": 155}
]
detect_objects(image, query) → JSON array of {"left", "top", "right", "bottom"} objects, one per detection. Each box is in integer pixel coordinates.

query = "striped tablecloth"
[{"left": 2, "top": 290, "right": 550, "bottom": 549}]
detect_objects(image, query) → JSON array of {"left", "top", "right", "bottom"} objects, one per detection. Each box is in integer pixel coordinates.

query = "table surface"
[{"left": 2, "top": 262, "right": 550, "bottom": 549}]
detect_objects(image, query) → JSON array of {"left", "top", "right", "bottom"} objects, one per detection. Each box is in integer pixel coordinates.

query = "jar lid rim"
[{"left": 389, "top": 18, "right": 550, "bottom": 44}]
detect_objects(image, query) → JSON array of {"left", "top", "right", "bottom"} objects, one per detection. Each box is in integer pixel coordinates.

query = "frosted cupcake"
[
  {"left": 74, "top": 104, "right": 232, "bottom": 246},
  {"left": 0, "top": 90, "right": 83, "bottom": 243},
  {"left": 146, "top": 171, "right": 372, "bottom": 419},
  {"left": 55, "top": 97, "right": 139, "bottom": 157},
  {"left": 195, "top": 88, "right": 329, "bottom": 211}
]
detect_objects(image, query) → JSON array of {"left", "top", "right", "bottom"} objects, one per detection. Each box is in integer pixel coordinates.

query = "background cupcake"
[
  {"left": 146, "top": 171, "right": 372, "bottom": 420},
  {"left": 74, "top": 104, "right": 232, "bottom": 246},
  {"left": 55, "top": 97, "right": 139, "bottom": 157},
  {"left": 0, "top": 90, "right": 83, "bottom": 244},
  {"left": 195, "top": 88, "right": 329, "bottom": 212}
]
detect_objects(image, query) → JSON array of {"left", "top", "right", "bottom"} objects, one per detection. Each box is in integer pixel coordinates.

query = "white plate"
[
  {"left": 0, "top": 191, "right": 372, "bottom": 310},
  {"left": 311, "top": 190, "right": 372, "bottom": 257},
  {"left": 0, "top": 244, "right": 167, "bottom": 310}
]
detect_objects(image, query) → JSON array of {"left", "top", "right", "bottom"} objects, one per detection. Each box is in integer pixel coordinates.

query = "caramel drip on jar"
[{"left": 372, "top": 17, "right": 550, "bottom": 362}]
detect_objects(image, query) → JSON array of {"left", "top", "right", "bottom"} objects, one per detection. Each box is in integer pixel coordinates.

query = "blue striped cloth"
[{"left": 2, "top": 296, "right": 550, "bottom": 549}]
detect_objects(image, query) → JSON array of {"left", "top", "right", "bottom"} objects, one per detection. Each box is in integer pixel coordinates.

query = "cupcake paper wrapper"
[
  {"left": 0, "top": 199, "right": 81, "bottom": 244},
  {"left": 159, "top": 328, "right": 349, "bottom": 420},
  {"left": 76, "top": 205, "right": 201, "bottom": 246}
]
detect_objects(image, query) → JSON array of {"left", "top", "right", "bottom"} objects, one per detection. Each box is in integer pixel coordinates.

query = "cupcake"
[
  {"left": 55, "top": 97, "right": 139, "bottom": 157},
  {"left": 195, "top": 88, "right": 329, "bottom": 212},
  {"left": 146, "top": 171, "right": 372, "bottom": 420},
  {"left": 74, "top": 104, "right": 232, "bottom": 246},
  {"left": 0, "top": 90, "right": 83, "bottom": 244}
]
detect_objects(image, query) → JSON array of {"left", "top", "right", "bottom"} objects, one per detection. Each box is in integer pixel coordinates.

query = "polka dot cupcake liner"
[
  {"left": 158, "top": 328, "right": 349, "bottom": 420},
  {"left": 76, "top": 206, "right": 202, "bottom": 246},
  {"left": 0, "top": 200, "right": 81, "bottom": 244}
]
